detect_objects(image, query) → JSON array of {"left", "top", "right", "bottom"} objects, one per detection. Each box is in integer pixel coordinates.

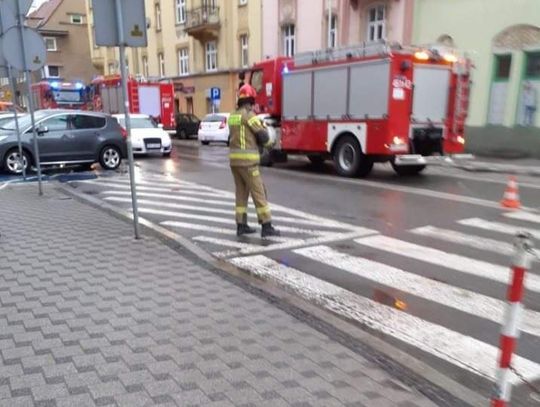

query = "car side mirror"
[
  {"left": 157, "top": 123, "right": 164, "bottom": 129},
  {"left": 36, "top": 125, "right": 49, "bottom": 135}
]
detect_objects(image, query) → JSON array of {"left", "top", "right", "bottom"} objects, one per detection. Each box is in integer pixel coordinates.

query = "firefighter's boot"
[
  {"left": 237, "top": 224, "right": 257, "bottom": 236},
  {"left": 261, "top": 223, "right": 280, "bottom": 238}
]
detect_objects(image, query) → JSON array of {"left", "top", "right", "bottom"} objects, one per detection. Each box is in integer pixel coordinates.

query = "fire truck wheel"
[
  {"left": 99, "top": 146, "right": 122, "bottom": 170},
  {"left": 391, "top": 161, "right": 426, "bottom": 176},
  {"left": 333, "top": 136, "right": 373, "bottom": 177}
]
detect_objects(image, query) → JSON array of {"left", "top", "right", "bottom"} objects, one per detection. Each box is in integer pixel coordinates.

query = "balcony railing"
[{"left": 185, "top": 6, "right": 220, "bottom": 39}]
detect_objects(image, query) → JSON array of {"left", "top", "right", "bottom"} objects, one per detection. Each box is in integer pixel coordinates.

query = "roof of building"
[{"left": 27, "top": 0, "right": 63, "bottom": 28}]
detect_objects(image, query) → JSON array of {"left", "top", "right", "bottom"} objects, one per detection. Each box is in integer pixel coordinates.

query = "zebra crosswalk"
[{"left": 73, "top": 174, "right": 540, "bottom": 388}]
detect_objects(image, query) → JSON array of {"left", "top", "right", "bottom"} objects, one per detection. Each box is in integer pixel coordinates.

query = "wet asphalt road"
[{"left": 9, "top": 139, "right": 540, "bottom": 405}]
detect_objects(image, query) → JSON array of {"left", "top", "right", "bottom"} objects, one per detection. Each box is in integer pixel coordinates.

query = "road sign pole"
[
  {"left": 7, "top": 66, "right": 25, "bottom": 180},
  {"left": 114, "top": 0, "right": 140, "bottom": 239},
  {"left": 15, "top": 0, "right": 42, "bottom": 195}
]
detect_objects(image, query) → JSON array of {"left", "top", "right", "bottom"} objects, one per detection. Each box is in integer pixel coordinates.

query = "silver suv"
[{"left": 0, "top": 110, "right": 127, "bottom": 175}]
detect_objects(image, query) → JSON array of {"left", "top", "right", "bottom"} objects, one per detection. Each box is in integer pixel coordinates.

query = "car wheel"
[
  {"left": 178, "top": 130, "right": 186, "bottom": 139},
  {"left": 391, "top": 160, "right": 426, "bottom": 176},
  {"left": 3, "top": 148, "right": 30, "bottom": 175},
  {"left": 201, "top": 141, "right": 210, "bottom": 145},
  {"left": 226, "top": 136, "right": 230, "bottom": 147},
  {"left": 99, "top": 145, "right": 122, "bottom": 170},
  {"left": 163, "top": 152, "right": 171, "bottom": 158},
  {"left": 333, "top": 135, "right": 373, "bottom": 177}
]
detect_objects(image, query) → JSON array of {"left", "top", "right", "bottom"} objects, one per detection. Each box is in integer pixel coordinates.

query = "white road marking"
[
  {"left": 136, "top": 207, "right": 325, "bottom": 236},
  {"left": 213, "top": 230, "right": 377, "bottom": 258},
  {"left": 229, "top": 255, "right": 540, "bottom": 383},
  {"left": 192, "top": 236, "right": 261, "bottom": 250},
  {"left": 109, "top": 177, "right": 229, "bottom": 193},
  {"left": 410, "top": 225, "right": 540, "bottom": 260},
  {"left": 354, "top": 235, "right": 540, "bottom": 293},
  {"left": 102, "top": 190, "right": 233, "bottom": 207},
  {"left": 458, "top": 218, "right": 540, "bottom": 240},
  {"left": 160, "top": 221, "right": 299, "bottom": 244},
  {"left": 504, "top": 211, "right": 540, "bottom": 225},
  {"left": 104, "top": 196, "right": 347, "bottom": 230},
  {"left": 294, "top": 245, "right": 540, "bottom": 337},
  {"left": 81, "top": 180, "right": 228, "bottom": 198}
]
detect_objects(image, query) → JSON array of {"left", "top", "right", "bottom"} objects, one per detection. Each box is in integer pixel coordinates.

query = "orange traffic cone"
[{"left": 501, "top": 176, "right": 521, "bottom": 209}]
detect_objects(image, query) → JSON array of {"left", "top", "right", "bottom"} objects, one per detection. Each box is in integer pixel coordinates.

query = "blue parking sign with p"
[{"left": 210, "top": 87, "right": 221, "bottom": 101}]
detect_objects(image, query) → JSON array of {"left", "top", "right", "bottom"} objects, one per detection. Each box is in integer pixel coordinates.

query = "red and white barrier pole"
[{"left": 491, "top": 232, "right": 535, "bottom": 407}]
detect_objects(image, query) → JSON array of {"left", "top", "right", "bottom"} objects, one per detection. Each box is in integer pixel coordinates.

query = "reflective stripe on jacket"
[{"left": 228, "top": 107, "right": 266, "bottom": 167}]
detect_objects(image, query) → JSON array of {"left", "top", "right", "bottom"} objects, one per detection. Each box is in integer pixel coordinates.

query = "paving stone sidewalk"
[{"left": 0, "top": 184, "right": 439, "bottom": 407}]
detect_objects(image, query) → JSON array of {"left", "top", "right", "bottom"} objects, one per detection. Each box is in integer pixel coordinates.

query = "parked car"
[
  {"left": 198, "top": 113, "right": 230, "bottom": 145},
  {"left": 113, "top": 114, "right": 172, "bottom": 157},
  {"left": 0, "top": 113, "right": 28, "bottom": 128},
  {"left": 175, "top": 113, "right": 200, "bottom": 139},
  {"left": 0, "top": 109, "right": 127, "bottom": 175}
]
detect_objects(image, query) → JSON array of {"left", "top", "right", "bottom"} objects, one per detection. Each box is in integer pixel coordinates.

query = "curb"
[
  {"left": 452, "top": 163, "right": 540, "bottom": 177},
  {"left": 56, "top": 182, "right": 487, "bottom": 407}
]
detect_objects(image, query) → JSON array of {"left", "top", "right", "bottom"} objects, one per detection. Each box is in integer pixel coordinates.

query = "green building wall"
[{"left": 412, "top": 0, "right": 540, "bottom": 157}]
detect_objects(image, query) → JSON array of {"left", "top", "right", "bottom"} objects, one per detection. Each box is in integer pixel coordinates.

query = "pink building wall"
[{"left": 262, "top": 0, "right": 414, "bottom": 59}]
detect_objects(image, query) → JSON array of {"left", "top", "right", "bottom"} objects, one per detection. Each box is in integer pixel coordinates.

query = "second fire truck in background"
[
  {"left": 91, "top": 75, "right": 175, "bottom": 131},
  {"left": 31, "top": 80, "right": 89, "bottom": 110}
]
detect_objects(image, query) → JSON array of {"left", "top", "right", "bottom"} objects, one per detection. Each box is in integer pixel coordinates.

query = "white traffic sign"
[
  {"left": 93, "top": 0, "right": 147, "bottom": 47},
  {"left": 2, "top": 26, "right": 46, "bottom": 72}
]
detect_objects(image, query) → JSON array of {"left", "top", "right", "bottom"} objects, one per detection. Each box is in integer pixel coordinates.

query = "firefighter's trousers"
[{"left": 231, "top": 165, "right": 272, "bottom": 225}]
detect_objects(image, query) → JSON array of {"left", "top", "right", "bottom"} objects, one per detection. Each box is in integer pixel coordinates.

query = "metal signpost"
[
  {"left": 93, "top": 0, "right": 148, "bottom": 239},
  {"left": 1, "top": 0, "right": 46, "bottom": 195},
  {"left": 210, "top": 87, "right": 220, "bottom": 113},
  {"left": 0, "top": 5, "right": 25, "bottom": 179}
]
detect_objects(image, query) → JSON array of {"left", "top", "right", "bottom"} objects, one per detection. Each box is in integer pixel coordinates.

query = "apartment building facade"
[
  {"left": 28, "top": 0, "right": 98, "bottom": 83},
  {"left": 262, "top": 0, "right": 414, "bottom": 58},
  {"left": 86, "top": 0, "right": 263, "bottom": 118}
]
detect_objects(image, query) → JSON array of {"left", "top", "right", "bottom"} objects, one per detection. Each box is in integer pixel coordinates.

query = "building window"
[
  {"left": 282, "top": 24, "right": 295, "bottom": 57},
  {"left": 239, "top": 0, "right": 247, "bottom": 5},
  {"left": 329, "top": 15, "right": 337, "bottom": 48},
  {"left": 178, "top": 48, "right": 189, "bottom": 76},
  {"left": 367, "top": 4, "right": 385, "bottom": 42},
  {"left": 494, "top": 54, "right": 512, "bottom": 81},
  {"left": 44, "top": 37, "right": 57, "bottom": 51},
  {"left": 205, "top": 41, "right": 217, "bottom": 72},
  {"left": 525, "top": 51, "right": 540, "bottom": 78},
  {"left": 44, "top": 65, "right": 60, "bottom": 78},
  {"left": 240, "top": 34, "right": 249, "bottom": 68},
  {"left": 175, "top": 0, "right": 186, "bottom": 24},
  {"left": 108, "top": 63, "right": 115, "bottom": 74},
  {"left": 70, "top": 14, "right": 83, "bottom": 24},
  {"left": 155, "top": 3, "right": 162, "bottom": 31},
  {"left": 158, "top": 52, "right": 165, "bottom": 77},
  {"left": 142, "top": 56, "right": 149, "bottom": 77}
]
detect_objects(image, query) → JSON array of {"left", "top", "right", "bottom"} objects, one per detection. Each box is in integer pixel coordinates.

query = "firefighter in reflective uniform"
[{"left": 229, "top": 84, "right": 280, "bottom": 238}]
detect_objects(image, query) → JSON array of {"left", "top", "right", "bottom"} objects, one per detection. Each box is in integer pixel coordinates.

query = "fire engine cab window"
[
  {"left": 250, "top": 70, "right": 263, "bottom": 92},
  {"left": 72, "top": 115, "right": 106, "bottom": 130},
  {"left": 495, "top": 55, "right": 512, "bottom": 80}
]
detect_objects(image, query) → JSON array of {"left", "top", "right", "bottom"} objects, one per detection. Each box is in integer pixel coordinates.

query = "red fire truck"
[
  {"left": 91, "top": 75, "right": 175, "bottom": 131},
  {"left": 31, "top": 80, "right": 89, "bottom": 110},
  {"left": 250, "top": 42, "right": 472, "bottom": 176}
]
